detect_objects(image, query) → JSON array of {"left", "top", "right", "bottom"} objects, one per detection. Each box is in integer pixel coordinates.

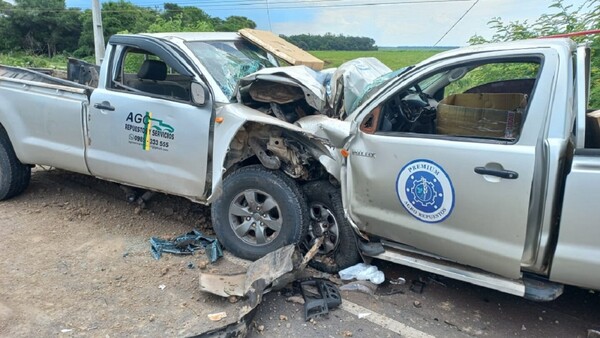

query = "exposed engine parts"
[{"left": 225, "top": 124, "right": 326, "bottom": 182}]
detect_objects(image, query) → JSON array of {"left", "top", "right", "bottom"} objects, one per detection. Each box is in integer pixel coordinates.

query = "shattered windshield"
[
  {"left": 185, "top": 40, "right": 277, "bottom": 99},
  {"left": 349, "top": 66, "right": 413, "bottom": 112}
]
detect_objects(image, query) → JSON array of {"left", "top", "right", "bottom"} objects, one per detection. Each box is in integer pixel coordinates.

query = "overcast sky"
[{"left": 61, "top": 0, "right": 589, "bottom": 46}]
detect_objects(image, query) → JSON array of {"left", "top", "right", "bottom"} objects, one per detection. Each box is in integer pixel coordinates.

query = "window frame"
[
  {"left": 106, "top": 36, "right": 196, "bottom": 104},
  {"left": 356, "top": 54, "right": 546, "bottom": 145}
]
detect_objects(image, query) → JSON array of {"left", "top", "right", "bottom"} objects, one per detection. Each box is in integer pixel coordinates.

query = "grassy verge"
[{"left": 0, "top": 53, "right": 94, "bottom": 69}]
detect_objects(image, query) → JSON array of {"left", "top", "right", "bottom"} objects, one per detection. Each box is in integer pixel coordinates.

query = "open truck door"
[{"left": 343, "top": 49, "right": 559, "bottom": 282}]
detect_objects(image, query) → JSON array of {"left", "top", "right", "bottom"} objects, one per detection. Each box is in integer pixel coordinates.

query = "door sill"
[{"left": 370, "top": 239, "right": 526, "bottom": 297}]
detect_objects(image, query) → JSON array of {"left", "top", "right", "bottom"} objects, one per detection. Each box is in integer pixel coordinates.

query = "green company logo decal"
[{"left": 125, "top": 112, "right": 175, "bottom": 152}]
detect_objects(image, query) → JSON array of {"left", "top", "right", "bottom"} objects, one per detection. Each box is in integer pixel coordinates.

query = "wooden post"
[{"left": 92, "top": 0, "right": 105, "bottom": 66}]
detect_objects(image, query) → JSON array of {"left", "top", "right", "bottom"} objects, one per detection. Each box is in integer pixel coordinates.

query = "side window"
[
  {"left": 366, "top": 59, "right": 541, "bottom": 142},
  {"left": 111, "top": 47, "right": 191, "bottom": 102}
]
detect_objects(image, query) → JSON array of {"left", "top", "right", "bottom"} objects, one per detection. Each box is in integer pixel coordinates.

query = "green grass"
[
  {"left": 309, "top": 50, "right": 444, "bottom": 70},
  {"left": 0, "top": 53, "right": 94, "bottom": 69}
]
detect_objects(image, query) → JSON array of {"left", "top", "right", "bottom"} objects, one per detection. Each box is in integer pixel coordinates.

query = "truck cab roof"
[{"left": 140, "top": 32, "right": 242, "bottom": 43}]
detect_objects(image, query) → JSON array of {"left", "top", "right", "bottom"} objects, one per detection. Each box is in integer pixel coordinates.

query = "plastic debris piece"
[
  {"left": 60, "top": 329, "right": 73, "bottom": 333},
  {"left": 338, "top": 263, "right": 385, "bottom": 284},
  {"left": 197, "top": 243, "right": 322, "bottom": 336},
  {"left": 357, "top": 312, "right": 371, "bottom": 319},
  {"left": 150, "top": 229, "right": 223, "bottom": 263},
  {"left": 286, "top": 296, "right": 305, "bottom": 305},
  {"left": 208, "top": 312, "right": 228, "bottom": 322},
  {"left": 158, "top": 284, "right": 166, "bottom": 290},
  {"left": 390, "top": 277, "right": 406, "bottom": 285},
  {"left": 410, "top": 280, "right": 426, "bottom": 294},
  {"left": 299, "top": 279, "right": 342, "bottom": 321},
  {"left": 339, "top": 280, "right": 378, "bottom": 295}
]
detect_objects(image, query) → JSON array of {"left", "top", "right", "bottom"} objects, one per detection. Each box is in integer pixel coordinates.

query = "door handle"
[
  {"left": 474, "top": 167, "right": 519, "bottom": 179},
  {"left": 94, "top": 101, "right": 115, "bottom": 111}
]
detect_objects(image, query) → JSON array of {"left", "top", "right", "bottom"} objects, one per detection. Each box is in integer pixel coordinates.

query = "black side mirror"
[{"left": 191, "top": 82, "right": 210, "bottom": 106}]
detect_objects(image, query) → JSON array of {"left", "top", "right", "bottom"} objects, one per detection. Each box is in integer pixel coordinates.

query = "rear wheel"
[
  {"left": 301, "top": 181, "right": 360, "bottom": 273},
  {"left": 0, "top": 126, "right": 31, "bottom": 201},
  {"left": 211, "top": 165, "right": 308, "bottom": 260}
]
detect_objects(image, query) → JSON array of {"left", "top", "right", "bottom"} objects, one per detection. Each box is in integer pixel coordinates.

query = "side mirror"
[{"left": 191, "top": 82, "right": 210, "bottom": 106}]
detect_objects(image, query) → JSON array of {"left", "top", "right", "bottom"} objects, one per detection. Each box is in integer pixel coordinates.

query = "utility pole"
[{"left": 91, "top": 0, "right": 105, "bottom": 65}]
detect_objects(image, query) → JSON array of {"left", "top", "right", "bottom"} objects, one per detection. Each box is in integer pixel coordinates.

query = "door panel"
[
  {"left": 85, "top": 42, "right": 212, "bottom": 200},
  {"left": 87, "top": 89, "right": 212, "bottom": 199},
  {"left": 346, "top": 56, "right": 546, "bottom": 279},
  {"left": 347, "top": 135, "right": 534, "bottom": 278}
]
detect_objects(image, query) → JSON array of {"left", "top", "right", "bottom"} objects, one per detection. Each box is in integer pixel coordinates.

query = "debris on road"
[
  {"left": 357, "top": 312, "right": 371, "bottom": 319},
  {"left": 389, "top": 277, "right": 406, "bottom": 285},
  {"left": 339, "top": 280, "right": 378, "bottom": 295},
  {"left": 196, "top": 241, "right": 326, "bottom": 337},
  {"left": 410, "top": 280, "right": 426, "bottom": 294},
  {"left": 199, "top": 244, "right": 298, "bottom": 298},
  {"left": 150, "top": 229, "right": 223, "bottom": 262},
  {"left": 208, "top": 312, "right": 228, "bottom": 322},
  {"left": 285, "top": 295, "right": 305, "bottom": 305},
  {"left": 158, "top": 284, "right": 166, "bottom": 290},
  {"left": 339, "top": 263, "right": 385, "bottom": 284},
  {"left": 299, "top": 279, "right": 342, "bottom": 321}
]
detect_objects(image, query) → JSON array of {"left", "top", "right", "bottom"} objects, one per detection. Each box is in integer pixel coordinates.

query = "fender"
[{"left": 208, "top": 103, "right": 342, "bottom": 202}]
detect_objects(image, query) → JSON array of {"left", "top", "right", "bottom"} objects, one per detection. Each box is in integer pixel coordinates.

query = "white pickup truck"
[{"left": 1, "top": 33, "right": 598, "bottom": 300}]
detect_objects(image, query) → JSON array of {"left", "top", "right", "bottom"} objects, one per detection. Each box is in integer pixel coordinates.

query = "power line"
[
  {"left": 0, "top": 0, "right": 472, "bottom": 12},
  {"left": 433, "top": 0, "right": 479, "bottom": 46}
]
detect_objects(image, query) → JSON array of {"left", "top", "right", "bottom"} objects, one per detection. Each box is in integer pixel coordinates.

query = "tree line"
[
  {"left": 282, "top": 33, "right": 377, "bottom": 51},
  {"left": 0, "top": 0, "right": 257, "bottom": 58}
]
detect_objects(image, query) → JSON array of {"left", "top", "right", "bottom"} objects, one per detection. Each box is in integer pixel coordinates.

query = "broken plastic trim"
[
  {"left": 299, "top": 279, "right": 342, "bottom": 321},
  {"left": 150, "top": 229, "right": 223, "bottom": 263}
]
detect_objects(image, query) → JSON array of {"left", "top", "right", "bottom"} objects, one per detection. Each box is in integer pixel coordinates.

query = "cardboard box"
[
  {"left": 238, "top": 29, "right": 325, "bottom": 70},
  {"left": 586, "top": 110, "right": 600, "bottom": 148},
  {"left": 436, "top": 93, "right": 527, "bottom": 139}
]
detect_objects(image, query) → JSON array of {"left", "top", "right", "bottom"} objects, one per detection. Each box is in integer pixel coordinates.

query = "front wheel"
[
  {"left": 301, "top": 181, "right": 360, "bottom": 273},
  {"left": 211, "top": 165, "right": 308, "bottom": 261}
]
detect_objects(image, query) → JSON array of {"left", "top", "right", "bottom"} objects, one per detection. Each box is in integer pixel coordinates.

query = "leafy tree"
[
  {"left": 469, "top": 0, "right": 600, "bottom": 107},
  {"left": 1, "top": 0, "right": 81, "bottom": 56},
  {"left": 163, "top": 3, "right": 211, "bottom": 26},
  {"left": 0, "top": 0, "right": 258, "bottom": 59},
  {"left": 212, "top": 15, "right": 256, "bottom": 32},
  {"left": 77, "top": 1, "right": 158, "bottom": 57},
  {"left": 147, "top": 13, "right": 213, "bottom": 33}
]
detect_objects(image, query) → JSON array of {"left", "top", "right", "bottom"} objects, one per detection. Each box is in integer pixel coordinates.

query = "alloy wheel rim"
[{"left": 228, "top": 189, "right": 282, "bottom": 246}]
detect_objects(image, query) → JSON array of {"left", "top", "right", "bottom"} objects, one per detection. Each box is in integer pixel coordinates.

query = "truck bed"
[
  {"left": 0, "top": 65, "right": 91, "bottom": 174},
  {"left": 0, "top": 65, "right": 94, "bottom": 93}
]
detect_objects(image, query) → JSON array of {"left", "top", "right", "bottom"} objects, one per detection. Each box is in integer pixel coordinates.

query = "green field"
[{"left": 309, "top": 50, "right": 444, "bottom": 70}]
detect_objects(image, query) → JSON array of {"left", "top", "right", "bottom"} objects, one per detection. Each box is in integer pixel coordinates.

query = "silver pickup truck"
[{"left": 0, "top": 33, "right": 598, "bottom": 300}]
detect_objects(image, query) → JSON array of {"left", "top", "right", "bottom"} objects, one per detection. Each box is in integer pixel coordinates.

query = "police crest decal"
[{"left": 396, "top": 159, "right": 455, "bottom": 223}]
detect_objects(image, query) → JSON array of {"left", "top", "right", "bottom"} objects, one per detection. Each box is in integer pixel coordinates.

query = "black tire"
[
  {"left": 0, "top": 126, "right": 31, "bottom": 201},
  {"left": 211, "top": 165, "right": 308, "bottom": 261},
  {"left": 301, "top": 181, "right": 360, "bottom": 273}
]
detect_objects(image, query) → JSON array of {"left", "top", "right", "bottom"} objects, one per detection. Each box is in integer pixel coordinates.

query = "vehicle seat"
[{"left": 137, "top": 60, "right": 189, "bottom": 100}]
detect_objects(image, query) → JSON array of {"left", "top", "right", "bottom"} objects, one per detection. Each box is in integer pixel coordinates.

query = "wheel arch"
[{"left": 208, "top": 120, "right": 342, "bottom": 203}]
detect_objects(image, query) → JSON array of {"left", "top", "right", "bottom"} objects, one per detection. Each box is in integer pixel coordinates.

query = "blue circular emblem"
[{"left": 396, "top": 159, "right": 454, "bottom": 223}]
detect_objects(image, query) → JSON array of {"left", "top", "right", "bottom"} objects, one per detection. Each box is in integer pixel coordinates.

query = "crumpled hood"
[
  {"left": 235, "top": 65, "right": 330, "bottom": 112},
  {"left": 235, "top": 58, "right": 391, "bottom": 120}
]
